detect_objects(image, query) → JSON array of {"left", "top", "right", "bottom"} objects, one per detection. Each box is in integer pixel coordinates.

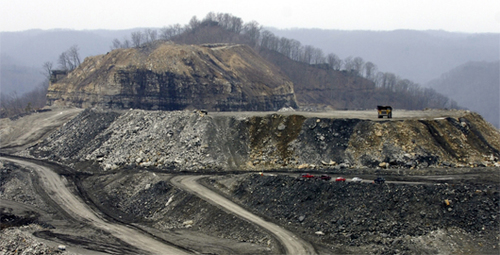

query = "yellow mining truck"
[{"left": 377, "top": 105, "right": 392, "bottom": 118}]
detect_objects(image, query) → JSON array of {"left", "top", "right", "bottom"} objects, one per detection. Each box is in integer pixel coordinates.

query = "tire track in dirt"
[{"left": 1, "top": 157, "right": 192, "bottom": 255}]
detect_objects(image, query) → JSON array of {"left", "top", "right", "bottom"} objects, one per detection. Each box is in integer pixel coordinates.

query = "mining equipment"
[{"left": 377, "top": 105, "right": 392, "bottom": 118}]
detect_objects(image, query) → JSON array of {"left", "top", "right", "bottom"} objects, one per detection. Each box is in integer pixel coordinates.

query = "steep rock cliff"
[{"left": 47, "top": 42, "right": 297, "bottom": 111}]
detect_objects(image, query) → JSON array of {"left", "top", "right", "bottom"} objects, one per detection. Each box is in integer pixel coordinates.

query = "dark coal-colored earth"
[{"left": 203, "top": 173, "right": 500, "bottom": 254}]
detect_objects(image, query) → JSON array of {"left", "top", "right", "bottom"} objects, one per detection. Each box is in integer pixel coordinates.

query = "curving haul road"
[
  {"left": 1, "top": 157, "right": 191, "bottom": 255},
  {"left": 2, "top": 156, "right": 317, "bottom": 254},
  {"left": 171, "top": 175, "right": 317, "bottom": 255}
]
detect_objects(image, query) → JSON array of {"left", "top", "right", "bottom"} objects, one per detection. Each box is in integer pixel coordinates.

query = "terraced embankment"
[{"left": 20, "top": 108, "right": 500, "bottom": 172}]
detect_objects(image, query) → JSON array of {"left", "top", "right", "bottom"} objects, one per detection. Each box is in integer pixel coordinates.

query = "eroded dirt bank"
[{"left": 21, "top": 108, "right": 500, "bottom": 172}]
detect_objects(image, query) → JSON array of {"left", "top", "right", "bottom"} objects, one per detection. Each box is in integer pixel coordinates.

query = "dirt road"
[
  {"left": 171, "top": 175, "right": 317, "bottom": 255},
  {"left": 0, "top": 108, "right": 83, "bottom": 153},
  {"left": 1, "top": 157, "right": 191, "bottom": 255},
  {"left": 210, "top": 108, "right": 467, "bottom": 120}
]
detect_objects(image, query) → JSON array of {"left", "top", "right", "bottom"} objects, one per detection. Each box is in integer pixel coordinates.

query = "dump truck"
[{"left": 377, "top": 105, "right": 392, "bottom": 118}]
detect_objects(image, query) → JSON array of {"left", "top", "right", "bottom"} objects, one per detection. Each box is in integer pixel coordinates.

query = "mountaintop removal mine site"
[
  {"left": 1, "top": 41, "right": 499, "bottom": 255},
  {"left": 1, "top": 106, "right": 499, "bottom": 254}
]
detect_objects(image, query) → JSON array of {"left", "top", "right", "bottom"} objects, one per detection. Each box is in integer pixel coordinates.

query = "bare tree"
[
  {"left": 374, "top": 72, "right": 384, "bottom": 87},
  {"left": 173, "top": 24, "right": 183, "bottom": 35},
  {"left": 150, "top": 30, "right": 158, "bottom": 41},
  {"left": 122, "top": 36, "right": 131, "bottom": 48},
  {"left": 159, "top": 26, "right": 173, "bottom": 40},
  {"left": 57, "top": 45, "right": 81, "bottom": 71},
  {"left": 352, "top": 57, "right": 364, "bottom": 75},
  {"left": 363, "top": 61, "right": 377, "bottom": 80},
  {"left": 278, "top": 37, "right": 292, "bottom": 57},
  {"left": 203, "top": 12, "right": 217, "bottom": 22},
  {"left": 289, "top": 39, "right": 302, "bottom": 61},
  {"left": 259, "top": 30, "right": 275, "bottom": 50},
  {"left": 144, "top": 29, "right": 158, "bottom": 43},
  {"left": 311, "top": 48, "right": 325, "bottom": 64},
  {"left": 131, "top": 31, "right": 143, "bottom": 47},
  {"left": 380, "top": 72, "right": 397, "bottom": 91},
  {"left": 188, "top": 16, "right": 200, "bottom": 31},
  {"left": 58, "top": 52, "right": 69, "bottom": 70},
  {"left": 143, "top": 29, "right": 155, "bottom": 43},
  {"left": 301, "top": 45, "right": 315, "bottom": 64},
  {"left": 68, "top": 45, "right": 81, "bottom": 66},
  {"left": 343, "top": 56, "right": 354, "bottom": 72},
  {"left": 111, "top": 38, "right": 122, "bottom": 50},
  {"left": 395, "top": 78, "right": 411, "bottom": 93},
  {"left": 326, "top": 53, "right": 342, "bottom": 70},
  {"left": 229, "top": 16, "right": 243, "bottom": 33},
  {"left": 41, "top": 61, "right": 53, "bottom": 79},
  {"left": 243, "top": 21, "right": 261, "bottom": 47}
]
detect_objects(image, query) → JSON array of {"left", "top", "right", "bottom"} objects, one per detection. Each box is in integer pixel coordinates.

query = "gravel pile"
[
  {"left": 0, "top": 161, "right": 51, "bottom": 211},
  {"left": 27, "top": 109, "right": 500, "bottom": 172},
  {"left": 0, "top": 225, "right": 71, "bottom": 255},
  {"left": 30, "top": 109, "right": 121, "bottom": 161}
]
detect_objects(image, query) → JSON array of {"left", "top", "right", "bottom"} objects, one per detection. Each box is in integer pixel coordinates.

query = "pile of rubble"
[
  {"left": 205, "top": 174, "right": 500, "bottom": 254},
  {"left": 0, "top": 225, "right": 70, "bottom": 254},
  {"left": 26, "top": 109, "right": 500, "bottom": 172}
]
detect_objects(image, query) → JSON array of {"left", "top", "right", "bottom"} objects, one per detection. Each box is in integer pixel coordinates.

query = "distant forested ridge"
[
  {"left": 269, "top": 28, "right": 499, "bottom": 85},
  {"left": 427, "top": 61, "right": 499, "bottom": 128}
]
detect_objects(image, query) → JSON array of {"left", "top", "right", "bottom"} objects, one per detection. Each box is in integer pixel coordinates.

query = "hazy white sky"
[{"left": 1, "top": 0, "right": 499, "bottom": 33}]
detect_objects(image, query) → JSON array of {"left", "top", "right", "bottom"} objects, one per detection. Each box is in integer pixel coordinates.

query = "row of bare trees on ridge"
[{"left": 108, "top": 12, "right": 456, "bottom": 109}]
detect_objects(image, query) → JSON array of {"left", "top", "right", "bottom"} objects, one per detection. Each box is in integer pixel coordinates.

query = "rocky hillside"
[
  {"left": 47, "top": 42, "right": 297, "bottom": 111},
  {"left": 25, "top": 108, "right": 500, "bottom": 172}
]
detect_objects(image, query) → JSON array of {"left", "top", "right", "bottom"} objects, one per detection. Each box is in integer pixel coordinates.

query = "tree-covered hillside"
[
  {"left": 270, "top": 28, "right": 499, "bottom": 85},
  {"left": 160, "top": 13, "right": 456, "bottom": 110}
]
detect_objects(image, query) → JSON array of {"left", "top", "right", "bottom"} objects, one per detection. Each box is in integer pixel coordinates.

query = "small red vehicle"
[
  {"left": 301, "top": 173, "right": 315, "bottom": 178},
  {"left": 319, "top": 174, "right": 331, "bottom": 181},
  {"left": 335, "top": 177, "right": 346, "bottom": 182}
]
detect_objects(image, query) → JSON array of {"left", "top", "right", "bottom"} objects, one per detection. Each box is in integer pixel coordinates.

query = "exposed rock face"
[
  {"left": 27, "top": 109, "right": 500, "bottom": 172},
  {"left": 47, "top": 43, "right": 297, "bottom": 111}
]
